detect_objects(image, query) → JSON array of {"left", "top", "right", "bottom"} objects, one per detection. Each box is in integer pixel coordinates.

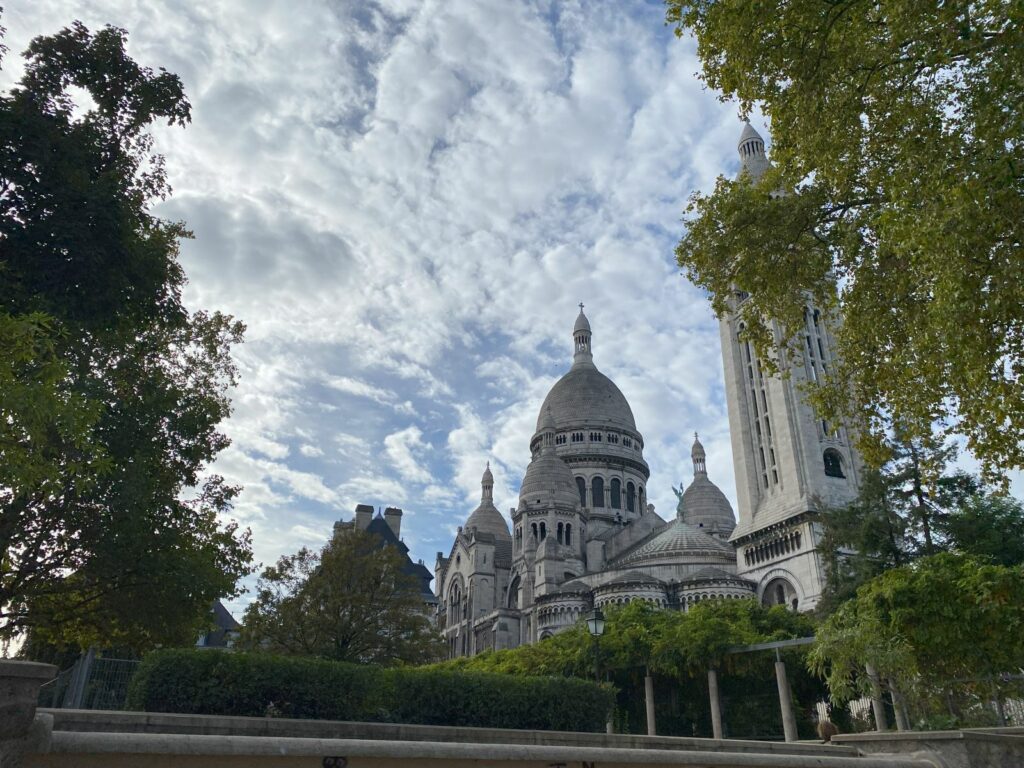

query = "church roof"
[
  {"left": 597, "top": 571, "right": 665, "bottom": 587},
  {"left": 465, "top": 463, "right": 511, "bottom": 540},
  {"left": 611, "top": 518, "right": 734, "bottom": 567},
  {"left": 678, "top": 566, "right": 750, "bottom": 586},
  {"left": 519, "top": 451, "right": 578, "bottom": 508},
  {"left": 465, "top": 503, "right": 511, "bottom": 540},
  {"left": 738, "top": 120, "right": 763, "bottom": 147},
  {"left": 679, "top": 475, "right": 736, "bottom": 533},
  {"left": 573, "top": 308, "right": 592, "bottom": 333},
  {"left": 556, "top": 579, "right": 591, "bottom": 594},
  {"left": 537, "top": 364, "right": 636, "bottom": 432},
  {"left": 535, "top": 311, "right": 638, "bottom": 434}
]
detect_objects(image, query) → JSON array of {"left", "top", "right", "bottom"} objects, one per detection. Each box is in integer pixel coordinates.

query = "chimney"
[
  {"left": 355, "top": 504, "right": 373, "bottom": 530},
  {"left": 384, "top": 506, "right": 403, "bottom": 538}
]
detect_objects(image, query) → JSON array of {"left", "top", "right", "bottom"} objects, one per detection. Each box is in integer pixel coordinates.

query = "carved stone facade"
[
  {"left": 435, "top": 310, "right": 753, "bottom": 657},
  {"left": 434, "top": 123, "right": 863, "bottom": 654}
]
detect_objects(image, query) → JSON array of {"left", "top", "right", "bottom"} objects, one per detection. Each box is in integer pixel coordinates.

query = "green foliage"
[
  {"left": 434, "top": 600, "right": 818, "bottom": 737},
  {"left": 810, "top": 553, "right": 1024, "bottom": 705},
  {"left": 239, "top": 528, "right": 444, "bottom": 666},
  {"left": 666, "top": 0, "right": 1024, "bottom": 479},
  {"left": 125, "top": 649, "right": 615, "bottom": 731},
  {"left": 1, "top": 22, "right": 252, "bottom": 650},
  {"left": 942, "top": 490, "right": 1024, "bottom": 568},
  {"left": 818, "top": 434, "right": 1024, "bottom": 610}
]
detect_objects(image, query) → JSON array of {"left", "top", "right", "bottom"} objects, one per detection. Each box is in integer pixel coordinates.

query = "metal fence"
[{"left": 37, "top": 650, "right": 140, "bottom": 711}]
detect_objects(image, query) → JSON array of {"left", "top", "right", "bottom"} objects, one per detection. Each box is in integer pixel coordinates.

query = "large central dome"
[
  {"left": 535, "top": 307, "right": 637, "bottom": 433},
  {"left": 536, "top": 365, "right": 636, "bottom": 432}
]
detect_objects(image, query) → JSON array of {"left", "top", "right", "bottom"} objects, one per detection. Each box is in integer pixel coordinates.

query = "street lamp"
[{"left": 586, "top": 607, "right": 605, "bottom": 682}]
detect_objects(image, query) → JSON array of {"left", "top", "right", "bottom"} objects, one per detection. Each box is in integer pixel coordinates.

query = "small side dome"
[
  {"left": 465, "top": 462, "right": 511, "bottom": 540},
  {"left": 518, "top": 454, "right": 579, "bottom": 510},
  {"left": 679, "top": 478, "right": 736, "bottom": 536},
  {"left": 676, "top": 431, "right": 735, "bottom": 536}
]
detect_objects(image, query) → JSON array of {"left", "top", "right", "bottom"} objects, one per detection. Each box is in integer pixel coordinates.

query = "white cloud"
[
  {"left": 384, "top": 426, "right": 433, "bottom": 483},
  {"left": 7, "top": 1, "right": 1013, "bottom": 620}
]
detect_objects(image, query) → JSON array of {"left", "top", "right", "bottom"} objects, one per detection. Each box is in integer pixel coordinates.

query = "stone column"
[
  {"left": 1, "top": 660, "right": 57, "bottom": 768},
  {"left": 865, "top": 663, "right": 889, "bottom": 732},
  {"left": 644, "top": 669, "right": 657, "bottom": 736},
  {"left": 774, "top": 659, "right": 798, "bottom": 742},
  {"left": 708, "top": 667, "right": 724, "bottom": 739}
]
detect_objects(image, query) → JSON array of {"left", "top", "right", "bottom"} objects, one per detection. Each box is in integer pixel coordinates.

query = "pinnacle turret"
[
  {"left": 737, "top": 120, "right": 769, "bottom": 181},
  {"left": 572, "top": 303, "right": 593, "bottom": 365}
]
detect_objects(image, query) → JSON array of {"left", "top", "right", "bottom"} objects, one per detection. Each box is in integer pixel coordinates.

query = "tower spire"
[
  {"left": 572, "top": 304, "right": 593, "bottom": 365},
  {"left": 691, "top": 432, "right": 707, "bottom": 476},
  {"left": 737, "top": 119, "right": 769, "bottom": 181},
  {"left": 481, "top": 462, "right": 494, "bottom": 502}
]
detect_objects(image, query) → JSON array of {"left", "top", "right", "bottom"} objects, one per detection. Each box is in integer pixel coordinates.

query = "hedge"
[{"left": 125, "top": 649, "right": 615, "bottom": 732}]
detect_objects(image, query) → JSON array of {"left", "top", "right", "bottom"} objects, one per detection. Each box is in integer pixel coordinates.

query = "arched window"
[
  {"left": 539, "top": 521, "right": 546, "bottom": 540},
  {"left": 592, "top": 476, "right": 605, "bottom": 507},
  {"left": 565, "top": 523, "right": 572, "bottom": 546},
  {"left": 531, "top": 522, "right": 538, "bottom": 539},
  {"left": 557, "top": 522, "right": 564, "bottom": 543},
  {"left": 610, "top": 478, "right": 621, "bottom": 509},
  {"left": 576, "top": 477, "right": 586, "bottom": 507},
  {"left": 626, "top": 482, "right": 636, "bottom": 513},
  {"left": 823, "top": 448, "right": 845, "bottom": 478}
]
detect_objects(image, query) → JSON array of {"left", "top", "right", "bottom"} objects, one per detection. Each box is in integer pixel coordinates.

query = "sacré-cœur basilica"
[{"left": 434, "top": 123, "right": 865, "bottom": 658}]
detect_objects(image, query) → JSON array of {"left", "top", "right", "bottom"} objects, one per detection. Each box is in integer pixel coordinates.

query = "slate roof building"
[
  {"left": 335, "top": 503, "right": 436, "bottom": 606},
  {"left": 196, "top": 600, "right": 242, "bottom": 649}
]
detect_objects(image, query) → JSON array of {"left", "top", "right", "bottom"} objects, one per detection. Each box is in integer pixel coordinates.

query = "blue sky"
[{"left": 6, "top": 1, "right": 1017, "bottom": 618}]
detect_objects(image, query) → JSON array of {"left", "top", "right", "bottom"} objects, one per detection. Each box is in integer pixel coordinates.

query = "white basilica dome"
[{"left": 536, "top": 364, "right": 637, "bottom": 433}]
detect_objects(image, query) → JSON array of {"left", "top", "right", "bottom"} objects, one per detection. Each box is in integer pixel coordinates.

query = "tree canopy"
[
  {"left": 240, "top": 528, "right": 444, "bottom": 666},
  {"left": 438, "top": 599, "right": 815, "bottom": 680},
  {"left": 810, "top": 553, "right": 1024, "bottom": 709},
  {"left": 1, "top": 22, "right": 252, "bottom": 650},
  {"left": 667, "top": 0, "right": 1024, "bottom": 479},
  {"left": 818, "top": 434, "right": 1024, "bottom": 610}
]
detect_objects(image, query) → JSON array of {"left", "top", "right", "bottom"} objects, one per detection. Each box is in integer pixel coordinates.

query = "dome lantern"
[
  {"left": 481, "top": 461, "right": 494, "bottom": 502},
  {"left": 738, "top": 119, "right": 769, "bottom": 181},
  {"left": 692, "top": 432, "right": 707, "bottom": 475},
  {"left": 573, "top": 303, "right": 593, "bottom": 365}
]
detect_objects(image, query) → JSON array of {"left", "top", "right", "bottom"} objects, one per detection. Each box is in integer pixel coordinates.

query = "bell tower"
[{"left": 720, "top": 122, "right": 863, "bottom": 611}]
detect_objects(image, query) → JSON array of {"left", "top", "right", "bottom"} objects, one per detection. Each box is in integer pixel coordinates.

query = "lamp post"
[{"left": 586, "top": 607, "right": 605, "bottom": 683}]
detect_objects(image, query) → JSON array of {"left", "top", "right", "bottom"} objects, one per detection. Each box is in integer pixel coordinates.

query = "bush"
[
  {"left": 125, "top": 649, "right": 614, "bottom": 732},
  {"left": 124, "top": 649, "right": 377, "bottom": 720}
]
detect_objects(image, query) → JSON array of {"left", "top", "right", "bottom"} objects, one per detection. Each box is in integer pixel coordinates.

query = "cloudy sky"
[{"left": 6, "top": 1, "right": 1017, "bottom": 617}]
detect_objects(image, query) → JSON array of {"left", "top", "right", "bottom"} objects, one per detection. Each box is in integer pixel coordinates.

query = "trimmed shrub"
[
  {"left": 377, "top": 667, "right": 609, "bottom": 731},
  {"left": 125, "top": 649, "right": 614, "bottom": 732},
  {"left": 124, "top": 650, "right": 377, "bottom": 720}
]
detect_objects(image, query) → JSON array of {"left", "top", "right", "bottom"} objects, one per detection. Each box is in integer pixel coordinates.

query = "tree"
[
  {"left": 437, "top": 599, "right": 820, "bottom": 737},
  {"left": 942, "top": 491, "right": 1024, "bottom": 568},
  {"left": 240, "top": 528, "right": 444, "bottom": 666},
  {"left": 1, "top": 22, "right": 252, "bottom": 651},
  {"left": 667, "top": 1, "right": 1024, "bottom": 479},
  {"left": 818, "top": 431, "right": 1024, "bottom": 609},
  {"left": 809, "top": 554, "right": 1024, "bottom": 720}
]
